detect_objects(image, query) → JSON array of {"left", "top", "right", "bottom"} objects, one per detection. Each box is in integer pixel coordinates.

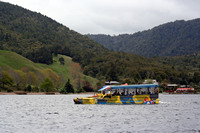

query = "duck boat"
[{"left": 73, "top": 84, "right": 159, "bottom": 104}]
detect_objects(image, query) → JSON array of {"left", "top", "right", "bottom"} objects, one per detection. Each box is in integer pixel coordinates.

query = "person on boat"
[
  {"left": 155, "top": 87, "right": 158, "bottom": 94},
  {"left": 112, "top": 90, "right": 117, "bottom": 96},
  {"left": 130, "top": 91, "right": 134, "bottom": 95},
  {"left": 137, "top": 88, "right": 141, "bottom": 94}
]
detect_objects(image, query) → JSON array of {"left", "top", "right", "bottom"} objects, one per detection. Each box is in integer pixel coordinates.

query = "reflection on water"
[{"left": 0, "top": 94, "right": 200, "bottom": 133}]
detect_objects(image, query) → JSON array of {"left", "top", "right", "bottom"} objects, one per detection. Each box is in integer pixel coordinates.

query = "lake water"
[{"left": 0, "top": 94, "right": 200, "bottom": 133}]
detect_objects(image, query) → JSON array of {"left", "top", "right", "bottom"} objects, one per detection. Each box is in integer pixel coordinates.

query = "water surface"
[{"left": 0, "top": 94, "right": 200, "bottom": 133}]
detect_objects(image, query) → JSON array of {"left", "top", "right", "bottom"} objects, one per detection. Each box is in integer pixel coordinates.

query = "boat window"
[
  {"left": 108, "top": 86, "right": 159, "bottom": 96},
  {"left": 112, "top": 90, "right": 119, "bottom": 96},
  {"left": 103, "top": 90, "right": 111, "bottom": 95}
]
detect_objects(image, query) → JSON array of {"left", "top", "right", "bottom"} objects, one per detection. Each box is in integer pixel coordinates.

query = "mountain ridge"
[
  {"left": 87, "top": 18, "right": 200, "bottom": 57},
  {"left": 0, "top": 1, "right": 108, "bottom": 65}
]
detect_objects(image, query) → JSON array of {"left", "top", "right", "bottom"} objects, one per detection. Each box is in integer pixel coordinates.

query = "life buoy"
[
  {"left": 143, "top": 97, "right": 154, "bottom": 104},
  {"left": 143, "top": 98, "right": 148, "bottom": 104}
]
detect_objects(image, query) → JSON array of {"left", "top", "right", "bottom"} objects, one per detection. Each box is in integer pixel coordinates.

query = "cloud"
[{"left": 2, "top": 0, "right": 200, "bottom": 35}]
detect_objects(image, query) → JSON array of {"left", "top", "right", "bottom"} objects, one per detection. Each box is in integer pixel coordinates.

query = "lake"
[{"left": 0, "top": 94, "right": 200, "bottom": 133}]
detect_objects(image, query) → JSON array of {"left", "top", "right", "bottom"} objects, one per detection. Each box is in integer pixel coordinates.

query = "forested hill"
[
  {"left": 1, "top": 1, "right": 200, "bottom": 87},
  {"left": 0, "top": 1, "right": 108, "bottom": 66},
  {"left": 87, "top": 19, "right": 200, "bottom": 57}
]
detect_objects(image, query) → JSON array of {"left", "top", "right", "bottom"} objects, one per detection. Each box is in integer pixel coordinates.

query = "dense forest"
[
  {"left": 0, "top": 1, "right": 108, "bottom": 65},
  {"left": 87, "top": 19, "right": 200, "bottom": 57},
  {"left": 0, "top": 1, "right": 200, "bottom": 92}
]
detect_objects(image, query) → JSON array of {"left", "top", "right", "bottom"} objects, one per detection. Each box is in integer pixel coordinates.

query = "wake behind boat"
[{"left": 73, "top": 84, "right": 159, "bottom": 104}]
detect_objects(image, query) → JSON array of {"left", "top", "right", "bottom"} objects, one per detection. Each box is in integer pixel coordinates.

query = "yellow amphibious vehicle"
[{"left": 73, "top": 84, "right": 159, "bottom": 104}]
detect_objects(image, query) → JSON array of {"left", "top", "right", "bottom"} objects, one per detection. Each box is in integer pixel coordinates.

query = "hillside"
[
  {"left": 0, "top": 50, "right": 44, "bottom": 71},
  {"left": 87, "top": 19, "right": 200, "bottom": 57},
  {"left": 0, "top": 50, "right": 98, "bottom": 91},
  {"left": 0, "top": 1, "right": 108, "bottom": 65}
]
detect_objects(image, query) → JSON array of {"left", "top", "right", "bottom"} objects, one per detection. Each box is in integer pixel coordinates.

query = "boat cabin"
[{"left": 99, "top": 84, "right": 159, "bottom": 96}]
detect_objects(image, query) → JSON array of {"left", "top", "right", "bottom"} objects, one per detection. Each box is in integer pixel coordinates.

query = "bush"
[
  {"left": 24, "top": 85, "right": 32, "bottom": 92},
  {"left": 83, "top": 81, "right": 93, "bottom": 92},
  {"left": 40, "top": 78, "right": 54, "bottom": 92},
  {"left": 32, "top": 86, "right": 39, "bottom": 92}
]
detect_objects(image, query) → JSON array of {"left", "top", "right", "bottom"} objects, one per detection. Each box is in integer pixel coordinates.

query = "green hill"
[
  {"left": 0, "top": 50, "right": 44, "bottom": 71},
  {"left": 0, "top": 1, "right": 108, "bottom": 65},
  {"left": 87, "top": 19, "right": 200, "bottom": 57},
  {"left": 0, "top": 50, "right": 98, "bottom": 91}
]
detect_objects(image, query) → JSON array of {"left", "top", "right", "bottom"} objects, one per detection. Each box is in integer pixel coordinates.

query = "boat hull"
[{"left": 73, "top": 94, "right": 159, "bottom": 104}]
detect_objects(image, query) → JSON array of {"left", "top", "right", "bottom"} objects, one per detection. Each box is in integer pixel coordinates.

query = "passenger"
[
  {"left": 112, "top": 90, "right": 117, "bottom": 96},
  {"left": 138, "top": 88, "right": 141, "bottom": 94},
  {"left": 126, "top": 90, "right": 129, "bottom": 95},
  {"left": 155, "top": 87, "right": 158, "bottom": 94}
]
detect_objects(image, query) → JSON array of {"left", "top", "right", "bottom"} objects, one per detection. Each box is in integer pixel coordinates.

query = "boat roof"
[{"left": 98, "top": 84, "right": 159, "bottom": 91}]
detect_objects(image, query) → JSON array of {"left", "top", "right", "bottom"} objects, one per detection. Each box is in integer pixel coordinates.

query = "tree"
[
  {"left": 0, "top": 68, "right": 3, "bottom": 89},
  {"left": 27, "top": 72, "right": 37, "bottom": 86},
  {"left": 59, "top": 57, "right": 65, "bottom": 65},
  {"left": 69, "top": 63, "right": 83, "bottom": 92},
  {"left": 0, "top": 71, "right": 14, "bottom": 89},
  {"left": 40, "top": 78, "right": 54, "bottom": 92},
  {"left": 44, "top": 69, "right": 61, "bottom": 89},
  {"left": 106, "top": 62, "right": 118, "bottom": 81},
  {"left": 35, "top": 70, "right": 45, "bottom": 87},
  {"left": 9, "top": 70, "right": 27, "bottom": 90},
  {"left": 25, "top": 84, "right": 32, "bottom": 92},
  {"left": 60, "top": 79, "right": 74, "bottom": 94},
  {"left": 194, "top": 72, "right": 200, "bottom": 84},
  {"left": 69, "top": 63, "right": 83, "bottom": 79},
  {"left": 26, "top": 47, "right": 53, "bottom": 65},
  {"left": 83, "top": 80, "right": 93, "bottom": 92}
]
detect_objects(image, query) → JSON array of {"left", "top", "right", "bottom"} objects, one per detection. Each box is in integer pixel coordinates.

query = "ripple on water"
[{"left": 0, "top": 94, "right": 200, "bottom": 133}]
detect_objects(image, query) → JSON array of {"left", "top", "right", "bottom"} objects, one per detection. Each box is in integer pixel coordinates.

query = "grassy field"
[
  {"left": 0, "top": 50, "right": 44, "bottom": 72},
  {"left": 0, "top": 50, "right": 99, "bottom": 90},
  {"left": 38, "top": 54, "right": 72, "bottom": 81}
]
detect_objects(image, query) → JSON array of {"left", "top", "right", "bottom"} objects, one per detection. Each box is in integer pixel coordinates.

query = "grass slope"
[
  {"left": 0, "top": 50, "right": 98, "bottom": 89},
  {"left": 39, "top": 54, "right": 72, "bottom": 80},
  {"left": 39, "top": 54, "right": 99, "bottom": 88},
  {"left": 0, "top": 50, "right": 44, "bottom": 72}
]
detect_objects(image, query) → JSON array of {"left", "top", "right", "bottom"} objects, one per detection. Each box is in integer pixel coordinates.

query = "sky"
[{"left": 2, "top": 0, "right": 200, "bottom": 35}]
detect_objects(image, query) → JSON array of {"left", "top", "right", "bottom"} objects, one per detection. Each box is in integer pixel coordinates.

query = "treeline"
[
  {"left": 84, "top": 52, "right": 200, "bottom": 89},
  {"left": 87, "top": 19, "right": 200, "bottom": 57},
  {"left": 0, "top": 67, "right": 96, "bottom": 93},
  {"left": 0, "top": 68, "right": 59, "bottom": 92}
]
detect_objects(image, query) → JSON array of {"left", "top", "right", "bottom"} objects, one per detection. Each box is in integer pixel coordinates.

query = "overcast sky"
[{"left": 2, "top": 0, "right": 200, "bottom": 35}]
